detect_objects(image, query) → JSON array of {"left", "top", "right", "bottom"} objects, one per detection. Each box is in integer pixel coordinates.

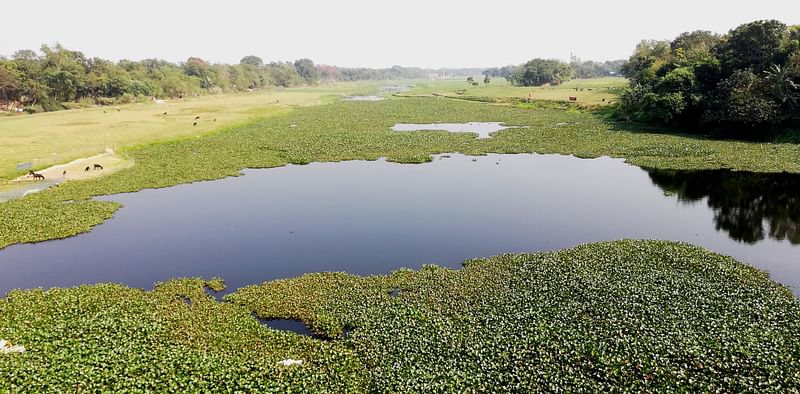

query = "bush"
[
  {"left": 114, "top": 93, "right": 136, "bottom": 104},
  {"left": 22, "top": 104, "right": 44, "bottom": 114},
  {"left": 78, "top": 97, "right": 97, "bottom": 107},
  {"left": 95, "top": 97, "right": 115, "bottom": 106}
]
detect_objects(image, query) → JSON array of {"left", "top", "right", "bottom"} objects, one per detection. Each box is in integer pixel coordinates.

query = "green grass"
[
  {"left": 2, "top": 96, "right": 800, "bottom": 250},
  {"left": 0, "top": 81, "right": 388, "bottom": 181},
  {"left": 2, "top": 240, "right": 798, "bottom": 391},
  {"left": 405, "top": 77, "right": 627, "bottom": 106}
]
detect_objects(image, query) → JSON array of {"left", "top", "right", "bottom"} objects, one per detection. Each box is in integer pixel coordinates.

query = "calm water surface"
[
  {"left": 391, "top": 122, "right": 516, "bottom": 138},
  {"left": 1, "top": 154, "right": 798, "bottom": 296}
]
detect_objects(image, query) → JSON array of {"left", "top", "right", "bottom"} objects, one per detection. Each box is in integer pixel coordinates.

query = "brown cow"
[{"left": 569, "top": 96, "right": 578, "bottom": 101}]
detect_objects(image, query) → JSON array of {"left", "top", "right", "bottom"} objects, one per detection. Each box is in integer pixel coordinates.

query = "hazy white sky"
[{"left": 1, "top": 0, "right": 797, "bottom": 68}]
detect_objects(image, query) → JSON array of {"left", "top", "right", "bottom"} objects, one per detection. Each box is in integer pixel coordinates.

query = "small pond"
[
  {"left": 253, "top": 317, "right": 316, "bottom": 337},
  {"left": 341, "top": 85, "right": 412, "bottom": 102},
  {"left": 391, "top": 122, "right": 516, "bottom": 139},
  {"left": 0, "top": 153, "right": 798, "bottom": 296}
]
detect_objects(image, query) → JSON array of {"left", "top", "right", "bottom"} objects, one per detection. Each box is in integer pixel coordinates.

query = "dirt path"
[{"left": 10, "top": 150, "right": 133, "bottom": 184}]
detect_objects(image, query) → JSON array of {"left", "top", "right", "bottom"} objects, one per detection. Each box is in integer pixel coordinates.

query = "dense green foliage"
[
  {"left": 0, "top": 45, "right": 319, "bottom": 113},
  {"left": 2, "top": 241, "right": 798, "bottom": 391},
  {"left": 507, "top": 59, "right": 575, "bottom": 86},
  {"left": 0, "top": 45, "right": 462, "bottom": 113},
  {"left": 618, "top": 20, "right": 800, "bottom": 137},
  {"left": 2, "top": 96, "right": 800, "bottom": 250}
]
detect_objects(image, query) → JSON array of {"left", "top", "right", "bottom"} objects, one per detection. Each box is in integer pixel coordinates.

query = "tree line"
[
  {"left": 617, "top": 20, "right": 800, "bottom": 138},
  {"left": 0, "top": 44, "right": 447, "bottom": 113},
  {"left": 483, "top": 58, "right": 623, "bottom": 87}
]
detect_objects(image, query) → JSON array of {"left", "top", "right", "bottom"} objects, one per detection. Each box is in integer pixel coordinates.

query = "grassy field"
[
  {"left": 0, "top": 81, "right": 386, "bottom": 181},
  {"left": 404, "top": 77, "right": 626, "bottom": 105},
  {"left": 2, "top": 240, "right": 798, "bottom": 391}
]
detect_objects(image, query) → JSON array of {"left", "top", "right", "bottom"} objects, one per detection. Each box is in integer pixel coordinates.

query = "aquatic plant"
[{"left": 1, "top": 241, "right": 798, "bottom": 391}]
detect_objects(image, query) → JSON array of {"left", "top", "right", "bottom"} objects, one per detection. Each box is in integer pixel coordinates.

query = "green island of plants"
[{"left": 1, "top": 240, "right": 798, "bottom": 391}]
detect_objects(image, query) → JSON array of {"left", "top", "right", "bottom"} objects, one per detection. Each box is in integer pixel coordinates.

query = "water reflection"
[{"left": 647, "top": 169, "right": 800, "bottom": 245}]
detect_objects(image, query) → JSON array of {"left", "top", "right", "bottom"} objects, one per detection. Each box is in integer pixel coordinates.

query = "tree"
[
  {"left": 671, "top": 31, "right": 721, "bottom": 52},
  {"left": 620, "top": 40, "right": 670, "bottom": 84},
  {"left": 317, "top": 64, "right": 338, "bottom": 82},
  {"left": 508, "top": 59, "right": 574, "bottom": 87},
  {"left": 38, "top": 44, "right": 88, "bottom": 103},
  {"left": 269, "top": 62, "right": 303, "bottom": 87},
  {"left": 293, "top": 58, "right": 318, "bottom": 84},
  {"left": 240, "top": 56, "right": 263, "bottom": 67},
  {"left": 717, "top": 20, "right": 788, "bottom": 74},
  {"left": 763, "top": 64, "right": 800, "bottom": 114},
  {"left": 466, "top": 76, "right": 474, "bottom": 83},
  {"left": 484, "top": 75, "right": 490, "bottom": 84},
  {"left": 0, "top": 62, "right": 21, "bottom": 101},
  {"left": 183, "top": 57, "right": 214, "bottom": 89},
  {"left": 706, "top": 70, "right": 780, "bottom": 126},
  {"left": 618, "top": 19, "right": 798, "bottom": 136}
]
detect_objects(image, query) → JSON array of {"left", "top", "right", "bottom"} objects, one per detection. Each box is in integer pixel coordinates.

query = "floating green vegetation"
[
  {"left": 2, "top": 96, "right": 800, "bottom": 250},
  {"left": 2, "top": 240, "right": 798, "bottom": 391}
]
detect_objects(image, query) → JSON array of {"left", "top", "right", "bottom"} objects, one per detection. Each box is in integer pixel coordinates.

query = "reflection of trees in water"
[{"left": 647, "top": 169, "right": 800, "bottom": 245}]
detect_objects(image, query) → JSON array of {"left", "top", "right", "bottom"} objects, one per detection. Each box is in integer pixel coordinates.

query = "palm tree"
[{"left": 764, "top": 64, "right": 799, "bottom": 109}]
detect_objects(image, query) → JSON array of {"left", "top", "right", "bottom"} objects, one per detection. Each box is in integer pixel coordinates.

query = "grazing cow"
[
  {"left": 163, "top": 112, "right": 168, "bottom": 115},
  {"left": 85, "top": 166, "right": 91, "bottom": 172},
  {"left": 213, "top": 118, "right": 216, "bottom": 122},
  {"left": 193, "top": 122, "right": 197, "bottom": 126},
  {"left": 94, "top": 164, "right": 104, "bottom": 170},
  {"left": 602, "top": 98, "right": 606, "bottom": 102},
  {"left": 569, "top": 96, "right": 578, "bottom": 101},
  {"left": 194, "top": 116, "right": 200, "bottom": 120},
  {"left": 28, "top": 171, "right": 45, "bottom": 180}
]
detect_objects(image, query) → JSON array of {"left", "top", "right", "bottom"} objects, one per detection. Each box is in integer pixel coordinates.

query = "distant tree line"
[
  {"left": 569, "top": 58, "right": 626, "bottom": 78},
  {"left": 0, "top": 45, "right": 327, "bottom": 113},
  {"left": 617, "top": 20, "right": 800, "bottom": 137},
  {"left": 482, "top": 58, "right": 623, "bottom": 87},
  {"left": 320, "top": 65, "right": 428, "bottom": 81},
  {"left": 0, "top": 44, "right": 478, "bottom": 114}
]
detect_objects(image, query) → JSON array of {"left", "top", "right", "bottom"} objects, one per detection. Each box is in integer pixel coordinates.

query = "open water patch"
[
  {"left": 390, "top": 122, "right": 519, "bottom": 139},
  {"left": 255, "top": 317, "right": 316, "bottom": 337}
]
